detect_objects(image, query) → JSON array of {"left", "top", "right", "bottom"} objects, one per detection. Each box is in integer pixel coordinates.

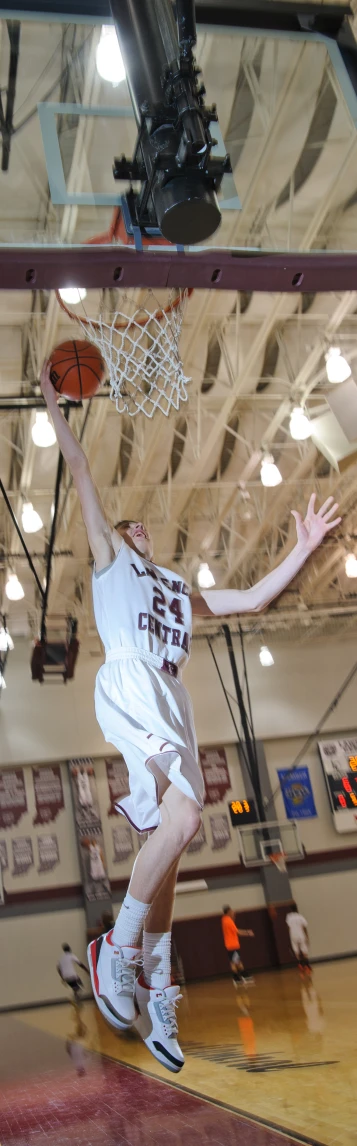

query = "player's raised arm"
[
  {"left": 40, "top": 360, "right": 119, "bottom": 571},
  {"left": 192, "top": 494, "right": 341, "bottom": 617}
]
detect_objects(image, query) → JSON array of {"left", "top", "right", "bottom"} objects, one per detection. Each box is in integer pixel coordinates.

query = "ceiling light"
[
  {"left": 0, "top": 672, "right": 6, "bottom": 690},
  {"left": 0, "top": 625, "right": 14, "bottom": 652},
  {"left": 5, "top": 573, "right": 24, "bottom": 601},
  {"left": 32, "top": 412, "right": 56, "bottom": 448},
  {"left": 58, "top": 287, "right": 87, "bottom": 305},
  {"left": 197, "top": 562, "right": 216, "bottom": 589},
  {"left": 96, "top": 25, "right": 126, "bottom": 85},
  {"left": 259, "top": 645, "right": 274, "bottom": 667},
  {"left": 289, "top": 406, "right": 311, "bottom": 441},
  {"left": 345, "top": 553, "right": 357, "bottom": 578},
  {"left": 22, "top": 502, "right": 43, "bottom": 533},
  {"left": 325, "top": 347, "right": 351, "bottom": 384},
  {"left": 260, "top": 454, "right": 282, "bottom": 487}
]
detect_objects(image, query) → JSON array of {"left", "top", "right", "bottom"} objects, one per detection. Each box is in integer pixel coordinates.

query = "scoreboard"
[
  {"left": 228, "top": 798, "right": 257, "bottom": 827},
  {"left": 318, "top": 738, "right": 357, "bottom": 833}
]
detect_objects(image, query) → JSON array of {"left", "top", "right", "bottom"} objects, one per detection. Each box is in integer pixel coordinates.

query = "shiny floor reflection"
[{"left": 2, "top": 959, "right": 357, "bottom": 1146}]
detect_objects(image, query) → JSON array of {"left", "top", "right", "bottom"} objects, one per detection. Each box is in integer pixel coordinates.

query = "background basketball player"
[
  {"left": 221, "top": 905, "right": 254, "bottom": 985},
  {"left": 286, "top": 904, "right": 311, "bottom": 974},
  {"left": 41, "top": 360, "right": 340, "bottom": 1073}
]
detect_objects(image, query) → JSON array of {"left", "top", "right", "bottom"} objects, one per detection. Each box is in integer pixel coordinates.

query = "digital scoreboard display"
[
  {"left": 318, "top": 739, "right": 357, "bottom": 833},
  {"left": 229, "top": 798, "right": 257, "bottom": 827}
]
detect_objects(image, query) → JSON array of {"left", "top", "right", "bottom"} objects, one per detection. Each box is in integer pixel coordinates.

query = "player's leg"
[
  {"left": 299, "top": 943, "right": 312, "bottom": 974},
  {"left": 134, "top": 860, "right": 185, "bottom": 1072},
  {"left": 88, "top": 783, "right": 200, "bottom": 1029},
  {"left": 230, "top": 949, "right": 244, "bottom": 986}
]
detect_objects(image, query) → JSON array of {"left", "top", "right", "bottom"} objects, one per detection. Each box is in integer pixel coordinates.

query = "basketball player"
[
  {"left": 57, "top": 943, "right": 89, "bottom": 1002},
  {"left": 286, "top": 903, "right": 311, "bottom": 974},
  {"left": 40, "top": 360, "right": 340, "bottom": 1073},
  {"left": 221, "top": 905, "right": 254, "bottom": 986}
]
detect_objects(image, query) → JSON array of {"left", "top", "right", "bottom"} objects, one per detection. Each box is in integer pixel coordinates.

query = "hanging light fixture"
[
  {"left": 260, "top": 454, "right": 282, "bottom": 488},
  {"left": 32, "top": 412, "right": 56, "bottom": 448},
  {"left": 259, "top": 645, "right": 274, "bottom": 667},
  {"left": 5, "top": 573, "right": 24, "bottom": 601},
  {"left": 345, "top": 553, "right": 357, "bottom": 578},
  {"left": 22, "top": 502, "right": 43, "bottom": 533},
  {"left": 0, "top": 625, "right": 14, "bottom": 652},
  {"left": 96, "top": 25, "right": 126, "bottom": 85},
  {"left": 197, "top": 562, "right": 216, "bottom": 589},
  {"left": 289, "top": 406, "right": 311, "bottom": 441},
  {"left": 58, "top": 287, "right": 87, "bottom": 305},
  {"left": 325, "top": 347, "right": 351, "bottom": 384}
]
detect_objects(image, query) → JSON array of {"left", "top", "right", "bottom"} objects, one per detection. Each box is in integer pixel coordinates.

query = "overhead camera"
[{"left": 111, "top": 0, "right": 232, "bottom": 245}]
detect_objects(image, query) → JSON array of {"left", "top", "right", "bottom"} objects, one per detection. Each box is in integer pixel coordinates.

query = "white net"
[{"left": 56, "top": 288, "right": 190, "bottom": 418}]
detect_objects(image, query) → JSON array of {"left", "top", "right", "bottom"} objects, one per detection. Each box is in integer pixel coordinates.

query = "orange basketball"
[{"left": 49, "top": 339, "right": 106, "bottom": 399}]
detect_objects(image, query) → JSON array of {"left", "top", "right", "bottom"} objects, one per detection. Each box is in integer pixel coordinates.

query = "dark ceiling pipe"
[
  {"left": 0, "top": 21, "right": 20, "bottom": 172},
  {"left": 110, "top": 0, "right": 178, "bottom": 125}
]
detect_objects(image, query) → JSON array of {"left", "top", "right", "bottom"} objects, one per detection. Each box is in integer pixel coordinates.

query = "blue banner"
[{"left": 277, "top": 766, "right": 317, "bottom": 819}]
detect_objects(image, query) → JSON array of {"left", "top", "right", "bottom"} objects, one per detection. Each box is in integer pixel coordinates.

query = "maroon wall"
[{"left": 172, "top": 908, "right": 279, "bottom": 981}]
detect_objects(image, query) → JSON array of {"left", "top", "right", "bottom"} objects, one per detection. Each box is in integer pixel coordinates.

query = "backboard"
[
  {"left": 1, "top": 2, "right": 357, "bottom": 290},
  {"left": 238, "top": 820, "right": 305, "bottom": 868}
]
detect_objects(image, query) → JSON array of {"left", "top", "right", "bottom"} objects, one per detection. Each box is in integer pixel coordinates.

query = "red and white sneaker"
[
  {"left": 134, "top": 974, "right": 184, "bottom": 1073},
  {"left": 88, "top": 930, "right": 141, "bottom": 1029}
]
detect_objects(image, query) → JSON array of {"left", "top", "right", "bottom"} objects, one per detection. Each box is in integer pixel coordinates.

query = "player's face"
[{"left": 117, "top": 520, "right": 154, "bottom": 560}]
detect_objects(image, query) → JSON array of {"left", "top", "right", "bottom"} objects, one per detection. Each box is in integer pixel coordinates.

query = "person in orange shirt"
[{"left": 221, "top": 906, "right": 254, "bottom": 986}]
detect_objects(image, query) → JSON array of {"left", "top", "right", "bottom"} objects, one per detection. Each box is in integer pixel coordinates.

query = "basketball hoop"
[
  {"left": 55, "top": 209, "right": 192, "bottom": 418},
  {"left": 269, "top": 852, "right": 287, "bottom": 874}
]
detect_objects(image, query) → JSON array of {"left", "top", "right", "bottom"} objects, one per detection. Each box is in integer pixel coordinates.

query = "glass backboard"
[{"left": 1, "top": 7, "right": 357, "bottom": 259}]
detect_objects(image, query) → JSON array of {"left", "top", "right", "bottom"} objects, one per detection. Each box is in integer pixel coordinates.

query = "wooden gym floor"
[{"left": 1, "top": 959, "right": 356, "bottom": 1146}]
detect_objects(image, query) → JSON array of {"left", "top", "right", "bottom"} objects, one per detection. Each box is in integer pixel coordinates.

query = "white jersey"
[
  {"left": 92, "top": 539, "right": 192, "bottom": 670},
  {"left": 58, "top": 952, "right": 81, "bottom": 981},
  {"left": 286, "top": 912, "right": 308, "bottom": 943},
  {"left": 92, "top": 538, "right": 204, "bottom": 832},
  {"left": 77, "top": 771, "right": 92, "bottom": 808},
  {"left": 89, "top": 842, "right": 106, "bottom": 880}
]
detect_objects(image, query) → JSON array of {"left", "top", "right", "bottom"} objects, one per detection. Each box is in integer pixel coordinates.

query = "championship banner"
[
  {"left": 32, "top": 765, "right": 65, "bottom": 825},
  {"left": 0, "top": 768, "right": 27, "bottom": 829},
  {"left": 0, "top": 840, "right": 8, "bottom": 870},
  {"left": 112, "top": 824, "right": 134, "bottom": 864},
  {"left": 68, "top": 758, "right": 112, "bottom": 918},
  {"left": 199, "top": 746, "right": 231, "bottom": 805},
  {"left": 37, "top": 834, "right": 60, "bottom": 873},
  {"left": 278, "top": 767, "right": 317, "bottom": 820},
  {"left": 187, "top": 820, "right": 206, "bottom": 854},
  {"left": 105, "top": 757, "right": 130, "bottom": 815},
  {"left": 12, "top": 837, "right": 34, "bottom": 876},
  {"left": 210, "top": 813, "right": 232, "bottom": 850}
]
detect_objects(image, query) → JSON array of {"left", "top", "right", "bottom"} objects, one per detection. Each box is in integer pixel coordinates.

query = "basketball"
[{"left": 49, "top": 339, "right": 106, "bottom": 400}]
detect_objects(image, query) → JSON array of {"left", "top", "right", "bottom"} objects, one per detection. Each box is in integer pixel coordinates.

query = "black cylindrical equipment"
[
  {"left": 110, "top": 0, "right": 224, "bottom": 245},
  {"left": 155, "top": 175, "right": 221, "bottom": 244}
]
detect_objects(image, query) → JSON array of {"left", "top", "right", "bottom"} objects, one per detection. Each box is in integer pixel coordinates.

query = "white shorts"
[
  {"left": 95, "top": 649, "right": 204, "bottom": 833},
  {"left": 291, "top": 939, "right": 309, "bottom": 958}
]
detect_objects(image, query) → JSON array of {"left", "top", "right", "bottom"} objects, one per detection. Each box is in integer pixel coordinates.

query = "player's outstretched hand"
[{"left": 291, "top": 493, "right": 341, "bottom": 554}]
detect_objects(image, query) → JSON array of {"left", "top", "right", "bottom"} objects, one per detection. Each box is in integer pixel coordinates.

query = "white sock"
[
  {"left": 143, "top": 931, "right": 171, "bottom": 989},
  {"left": 112, "top": 890, "right": 151, "bottom": 949}
]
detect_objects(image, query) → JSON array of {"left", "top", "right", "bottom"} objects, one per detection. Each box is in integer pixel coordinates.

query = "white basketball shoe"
[
  {"left": 88, "top": 930, "right": 141, "bottom": 1028},
  {"left": 134, "top": 973, "right": 184, "bottom": 1073}
]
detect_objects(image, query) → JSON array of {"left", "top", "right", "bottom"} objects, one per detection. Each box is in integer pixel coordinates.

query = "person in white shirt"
[
  {"left": 286, "top": 905, "right": 311, "bottom": 973},
  {"left": 57, "top": 943, "right": 89, "bottom": 1000}
]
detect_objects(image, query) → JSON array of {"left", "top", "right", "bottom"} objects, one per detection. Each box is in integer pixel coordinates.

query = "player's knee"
[{"left": 180, "top": 800, "right": 201, "bottom": 846}]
